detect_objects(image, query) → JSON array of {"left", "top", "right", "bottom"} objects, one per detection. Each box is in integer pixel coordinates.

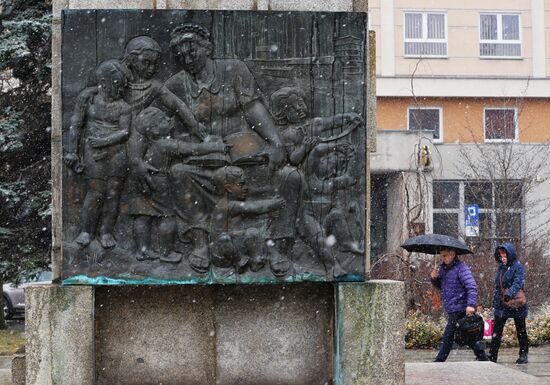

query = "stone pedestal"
[
  {"left": 26, "top": 281, "right": 405, "bottom": 385},
  {"left": 11, "top": 355, "right": 25, "bottom": 385},
  {"left": 36, "top": 1, "right": 399, "bottom": 384},
  {"left": 26, "top": 286, "right": 94, "bottom": 385},
  {"left": 337, "top": 280, "right": 405, "bottom": 385}
]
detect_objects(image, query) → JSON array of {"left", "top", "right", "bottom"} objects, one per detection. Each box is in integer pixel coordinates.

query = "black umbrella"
[{"left": 401, "top": 233, "right": 472, "bottom": 255}]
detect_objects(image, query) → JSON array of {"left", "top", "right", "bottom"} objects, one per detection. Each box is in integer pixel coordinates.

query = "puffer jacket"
[
  {"left": 493, "top": 243, "right": 528, "bottom": 319},
  {"left": 431, "top": 257, "right": 477, "bottom": 313}
]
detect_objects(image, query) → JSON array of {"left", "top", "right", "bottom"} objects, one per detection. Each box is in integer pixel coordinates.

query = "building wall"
[
  {"left": 377, "top": 97, "right": 550, "bottom": 144},
  {"left": 432, "top": 143, "right": 550, "bottom": 241},
  {"left": 370, "top": 0, "right": 550, "bottom": 256},
  {"left": 370, "top": 0, "right": 547, "bottom": 79}
]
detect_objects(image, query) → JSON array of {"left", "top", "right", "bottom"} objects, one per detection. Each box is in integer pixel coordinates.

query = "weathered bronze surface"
[{"left": 61, "top": 10, "right": 368, "bottom": 284}]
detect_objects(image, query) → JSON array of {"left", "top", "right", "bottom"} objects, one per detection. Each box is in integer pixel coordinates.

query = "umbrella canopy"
[{"left": 401, "top": 233, "right": 472, "bottom": 255}]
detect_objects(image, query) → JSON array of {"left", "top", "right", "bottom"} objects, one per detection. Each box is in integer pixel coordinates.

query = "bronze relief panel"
[{"left": 61, "top": 10, "right": 368, "bottom": 284}]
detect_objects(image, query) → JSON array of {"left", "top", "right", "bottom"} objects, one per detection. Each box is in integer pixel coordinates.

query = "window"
[
  {"left": 480, "top": 13, "right": 521, "bottom": 58},
  {"left": 408, "top": 107, "right": 442, "bottom": 141},
  {"left": 484, "top": 108, "right": 517, "bottom": 141},
  {"left": 404, "top": 12, "right": 447, "bottom": 57},
  {"left": 432, "top": 180, "right": 523, "bottom": 243}
]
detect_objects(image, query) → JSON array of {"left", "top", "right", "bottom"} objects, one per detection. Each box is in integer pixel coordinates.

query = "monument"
[
  {"left": 61, "top": 10, "right": 367, "bottom": 284},
  {"left": 23, "top": 3, "right": 405, "bottom": 385}
]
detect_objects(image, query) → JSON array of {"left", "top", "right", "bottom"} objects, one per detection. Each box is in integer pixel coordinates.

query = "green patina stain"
[{"left": 62, "top": 272, "right": 362, "bottom": 286}]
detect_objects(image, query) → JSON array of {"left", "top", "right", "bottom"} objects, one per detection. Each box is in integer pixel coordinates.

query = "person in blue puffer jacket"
[
  {"left": 430, "top": 248, "right": 489, "bottom": 362},
  {"left": 489, "top": 243, "right": 529, "bottom": 364}
]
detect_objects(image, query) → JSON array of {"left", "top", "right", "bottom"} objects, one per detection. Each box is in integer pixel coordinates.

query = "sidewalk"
[
  {"left": 406, "top": 362, "right": 548, "bottom": 385},
  {"left": 406, "top": 345, "right": 550, "bottom": 384}
]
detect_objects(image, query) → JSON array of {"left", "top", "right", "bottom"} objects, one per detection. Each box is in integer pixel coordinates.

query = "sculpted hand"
[
  {"left": 344, "top": 113, "right": 363, "bottom": 129},
  {"left": 195, "top": 123, "right": 207, "bottom": 140},
  {"left": 89, "top": 136, "right": 109, "bottom": 148},
  {"left": 64, "top": 152, "right": 79, "bottom": 168},
  {"left": 466, "top": 306, "right": 475, "bottom": 316},
  {"left": 303, "top": 136, "right": 320, "bottom": 152},
  {"left": 217, "top": 142, "right": 232, "bottom": 154},
  {"left": 274, "top": 197, "right": 286, "bottom": 209},
  {"left": 132, "top": 160, "right": 158, "bottom": 195},
  {"left": 268, "top": 146, "right": 286, "bottom": 174}
]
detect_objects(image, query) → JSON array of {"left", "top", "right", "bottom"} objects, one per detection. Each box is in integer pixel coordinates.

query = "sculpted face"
[
  {"left": 99, "top": 71, "right": 126, "bottom": 101},
  {"left": 285, "top": 94, "right": 308, "bottom": 124},
  {"left": 150, "top": 114, "right": 173, "bottom": 138},
  {"left": 176, "top": 40, "right": 210, "bottom": 75},
  {"left": 226, "top": 174, "right": 248, "bottom": 201},
  {"left": 129, "top": 49, "right": 160, "bottom": 80}
]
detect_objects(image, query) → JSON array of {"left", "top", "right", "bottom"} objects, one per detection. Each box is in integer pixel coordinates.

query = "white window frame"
[
  {"left": 403, "top": 11, "right": 448, "bottom": 58},
  {"left": 479, "top": 13, "right": 522, "bottom": 59},
  {"left": 432, "top": 180, "right": 524, "bottom": 242},
  {"left": 483, "top": 107, "right": 518, "bottom": 143},
  {"left": 407, "top": 106, "right": 443, "bottom": 142}
]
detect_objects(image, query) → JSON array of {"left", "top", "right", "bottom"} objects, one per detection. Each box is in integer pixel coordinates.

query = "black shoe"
[
  {"left": 477, "top": 354, "right": 489, "bottom": 361},
  {"left": 516, "top": 354, "right": 528, "bottom": 364},
  {"left": 433, "top": 358, "right": 445, "bottom": 362},
  {"left": 488, "top": 354, "right": 497, "bottom": 363}
]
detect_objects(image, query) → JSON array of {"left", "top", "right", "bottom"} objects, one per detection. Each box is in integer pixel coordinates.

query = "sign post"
[{"left": 465, "top": 204, "right": 480, "bottom": 237}]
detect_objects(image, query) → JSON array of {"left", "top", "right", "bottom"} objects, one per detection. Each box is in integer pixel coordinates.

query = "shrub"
[
  {"left": 405, "top": 310, "right": 444, "bottom": 349},
  {"left": 405, "top": 305, "right": 550, "bottom": 349},
  {"left": 498, "top": 304, "right": 550, "bottom": 347}
]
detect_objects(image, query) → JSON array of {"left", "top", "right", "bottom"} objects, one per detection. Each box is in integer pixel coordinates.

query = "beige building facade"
[{"left": 368, "top": 0, "right": 550, "bottom": 257}]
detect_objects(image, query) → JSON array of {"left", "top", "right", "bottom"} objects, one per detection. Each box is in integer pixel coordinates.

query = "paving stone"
[{"left": 406, "top": 362, "right": 549, "bottom": 385}]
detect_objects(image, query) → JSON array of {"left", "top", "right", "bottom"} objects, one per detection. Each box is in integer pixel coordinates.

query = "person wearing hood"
[
  {"left": 489, "top": 243, "right": 529, "bottom": 364},
  {"left": 430, "top": 248, "right": 489, "bottom": 362}
]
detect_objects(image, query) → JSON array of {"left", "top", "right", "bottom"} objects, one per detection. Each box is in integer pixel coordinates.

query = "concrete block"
[
  {"left": 51, "top": 21, "right": 63, "bottom": 282},
  {"left": 337, "top": 280, "right": 405, "bottom": 385},
  {"left": 53, "top": 0, "right": 69, "bottom": 19},
  {"left": 11, "top": 355, "right": 25, "bottom": 385},
  {"left": 68, "top": 0, "right": 154, "bottom": 8},
  {"left": 367, "top": 30, "right": 377, "bottom": 153},
  {"left": 94, "top": 284, "right": 334, "bottom": 385},
  {"left": 215, "top": 283, "right": 334, "bottom": 385},
  {"left": 268, "top": 0, "right": 353, "bottom": 11},
  {"left": 166, "top": 0, "right": 354, "bottom": 10},
  {"left": 352, "top": 0, "right": 368, "bottom": 12},
  {"left": 26, "top": 285, "right": 94, "bottom": 385},
  {"left": 0, "top": 370, "right": 10, "bottom": 385},
  {"left": 166, "top": 0, "right": 258, "bottom": 10},
  {"left": 95, "top": 286, "right": 217, "bottom": 385}
]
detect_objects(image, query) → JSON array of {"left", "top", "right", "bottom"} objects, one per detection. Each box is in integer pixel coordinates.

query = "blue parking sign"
[{"left": 465, "top": 204, "right": 479, "bottom": 236}]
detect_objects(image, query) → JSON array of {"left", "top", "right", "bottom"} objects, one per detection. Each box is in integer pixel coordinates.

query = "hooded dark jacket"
[
  {"left": 493, "top": 243, "right": 528, "bottom": 319},
  {"left": 431, "top": 257, "right": 478, "bottom": 313}
]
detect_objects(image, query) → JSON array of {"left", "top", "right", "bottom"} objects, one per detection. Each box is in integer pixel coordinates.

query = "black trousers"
[
  {"left": 490, "top": 316, "right": 529, "bottom": 358},
  {"left": 435, "top": 311, "right": 487, "bottom": 362}
]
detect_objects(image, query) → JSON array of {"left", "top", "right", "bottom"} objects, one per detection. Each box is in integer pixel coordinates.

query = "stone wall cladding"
[
  {"left": 337, "top": 280, "right": 406, "bottom": 385},
  {"left": 26, "top": 286, "right": 94, "bottom": 385}
]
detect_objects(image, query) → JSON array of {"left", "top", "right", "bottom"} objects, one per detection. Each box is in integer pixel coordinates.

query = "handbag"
[
  {"left": 500, "top": 271, "right": 527, "bottom": 309},
  {"left": 456, "top": 314, "right": 484, "bottom": 346}
]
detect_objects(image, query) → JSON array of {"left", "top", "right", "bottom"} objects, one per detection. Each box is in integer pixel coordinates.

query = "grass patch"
[{"left": 0, "top": 330, "right": 25, "bottom": 355}]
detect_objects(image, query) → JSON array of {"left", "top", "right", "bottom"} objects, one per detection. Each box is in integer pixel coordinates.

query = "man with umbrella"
[{"left": 402, "top": 234, "right": 489, "bottom": 362}]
